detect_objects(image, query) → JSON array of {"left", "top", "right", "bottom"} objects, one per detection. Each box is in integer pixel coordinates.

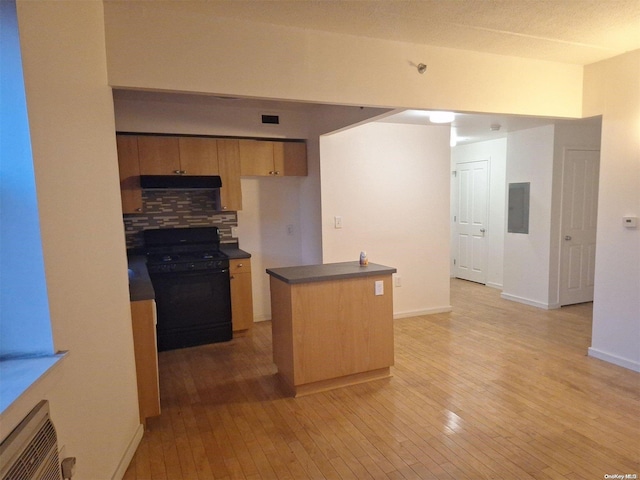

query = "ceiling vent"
[{"left": 262, "top": 115, "right": 280, "bottom": 125}]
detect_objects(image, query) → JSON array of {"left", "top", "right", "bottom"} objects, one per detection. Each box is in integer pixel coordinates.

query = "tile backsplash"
[{"left": 124, "top": 190, "right": 237, "bottom": 249}]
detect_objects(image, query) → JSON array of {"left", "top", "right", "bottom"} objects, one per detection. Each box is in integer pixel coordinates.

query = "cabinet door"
[
  {"left": 116, "top": 135, "right": 143, "bottom": 214},
  {"left": 217, "top": 139, "right": 243, "bottom": 211},
  {"left": 138, "top": 136, "right": 181, "bottom": 175},
  {"left": 230, "top": 259, "right": 253, "bottom": 333},
  {"left": 130, "top": 300, "right": 160, "bottom": 424},
  {"left": 239, "top": 139, "right": 275, "bottom": 176},
  {"left": 178, "top": 137, "right": 219, "bottom": 175},
  {"left": 274, "top": 142, "right": 307, "bottom": 176}
]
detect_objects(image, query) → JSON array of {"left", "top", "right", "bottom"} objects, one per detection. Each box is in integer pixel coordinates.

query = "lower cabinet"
[
  {"left": 130, "top": 300, "right": 160, "bottom": 426},
  {"left": 230, "top": 258, "right": 254, "bottom": 334}
]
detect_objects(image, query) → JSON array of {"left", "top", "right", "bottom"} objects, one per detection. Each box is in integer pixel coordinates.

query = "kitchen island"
[{"left": 266, "top": 261, "right": 396, "bottom": 397}]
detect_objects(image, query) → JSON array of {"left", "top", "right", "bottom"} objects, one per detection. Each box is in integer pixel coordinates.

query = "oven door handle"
[{"left": 149, "top": 268, "right": 229, "bottom": 277}]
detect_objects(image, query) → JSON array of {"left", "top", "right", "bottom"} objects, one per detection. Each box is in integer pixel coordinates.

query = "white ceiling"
[{"left": 173, "top": 0, "right": 640, "bottom": 65}]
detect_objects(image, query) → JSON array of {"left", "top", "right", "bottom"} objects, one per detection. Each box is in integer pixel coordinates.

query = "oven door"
[{"left": 149, "top": 268, "right": 232, "bottom": 351}]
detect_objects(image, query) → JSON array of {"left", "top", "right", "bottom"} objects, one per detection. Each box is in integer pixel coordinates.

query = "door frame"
[
  {"left": 557, "top": 147, "right": 600, "bottom": 306},
  {"left": 452, "top": 158, "right": 490, "bottom": 285}
]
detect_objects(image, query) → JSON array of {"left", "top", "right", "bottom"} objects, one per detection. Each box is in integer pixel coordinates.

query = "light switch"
[
  {"left": 623, "top": 216, "right": 638, "bottom": 228},
  {"left": 334, "top": 216, "right": 343, "bottom": 229},
  {"left": 375, "top": 280, "right": 384, "bottom": 296}
]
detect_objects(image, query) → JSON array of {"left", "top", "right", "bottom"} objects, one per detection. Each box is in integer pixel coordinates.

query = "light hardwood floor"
[{"left": 124, "top": 279, "right": 640, "bottom": 480}]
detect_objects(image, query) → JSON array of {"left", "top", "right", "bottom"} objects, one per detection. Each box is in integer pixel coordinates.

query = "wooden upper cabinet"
[
  {"left": 274, "top": 142, "right": 308, "bottom": 176},
  {"left": 137, "top": 135, "right": 220, "bottom": 176},
  {"left": 239, "top": 140, "right": 276, "bottom": 176},
  {"left": 137, "top": 135, "right": 181, "bottom": 175},
  {"left": 178, "top": 137, "right": 219, "bottom": 175},
  {"left": 217, "top": 139, "right": 243, "bottom": 211},
  {"left": 116, "top": 135, "right": 143, "bottom": 214},
  {"left": 239, "top": 139, "right": 307, "bottom": 176}
]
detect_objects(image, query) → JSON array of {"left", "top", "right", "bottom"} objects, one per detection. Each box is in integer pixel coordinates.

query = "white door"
[
  {"left": 454, "top": 160, "right": 489, "bottom": 284},
  {"left": 559, "top": 149, "right": 600, "bottom": 306}
]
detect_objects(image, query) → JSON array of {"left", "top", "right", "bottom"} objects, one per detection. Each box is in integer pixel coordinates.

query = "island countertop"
[{"left": 266, "top": 261, "right": 397, "bottom": 285}]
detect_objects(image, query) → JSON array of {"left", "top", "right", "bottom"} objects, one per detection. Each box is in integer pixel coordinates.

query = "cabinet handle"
[
  {"left": 222, "top": 206, "right": 227, "bottom": 210},
  {"left": 237, "top": 263, "right": 243, "bottom": 268},
  {"left": 135, "top": 208, "right": 142, "bottom": 212},
  {"left": 173, "top": 170, "right": 181, "bottom": 175},
  {"left": 274, "top": 171, "right": 280, "bottom": 175},
  {"left": 230, "top": 275, "right": 235, "bottom": 280},
  {"left": 268, "top": 171, "right": 274, "bottom": 175}
]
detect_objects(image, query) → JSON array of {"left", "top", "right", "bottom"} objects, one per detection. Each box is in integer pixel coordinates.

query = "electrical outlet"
[
  {"left": 334, "top": 216, "right": 343, "bottom": 229},
  {"left": 394, "top": 275, "right": 401, "bottom": 287},
  {"left": 287, "top": 224, "right": 294, "bottom": 236},
  {"left": 231, "top": 226, "right": 238, "bottom": 238}
]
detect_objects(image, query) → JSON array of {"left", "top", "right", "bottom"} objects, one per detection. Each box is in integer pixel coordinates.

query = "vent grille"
[
  {"left": 0, "top": 401, "right": 62, "bottom": 480},
  {"left": 261, "top": 114, "right": 279, "bottom": 124}
]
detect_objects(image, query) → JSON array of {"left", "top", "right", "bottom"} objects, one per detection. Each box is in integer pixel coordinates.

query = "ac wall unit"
[{"left": 0, "top": 400, "right": 62, "bottom": 480}]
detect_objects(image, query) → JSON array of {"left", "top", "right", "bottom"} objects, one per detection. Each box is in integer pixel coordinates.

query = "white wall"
[
  {"left": 321, "top": 122, "right": 452, "bottom": 317},
  {"left": 502, "top": 125, "right": 556, "bottom": 308},
  {"left": 451, "top": 138, "right": 507, "bottom": 289},
  {"left": 584, "top": 51, "right": 640, "bottom": 371},
  {"left": 13, "top": 2, "right": 141, "bottom": 478},
  {"left": 103, "top": 2, "right": 584, "bottom": 118}
]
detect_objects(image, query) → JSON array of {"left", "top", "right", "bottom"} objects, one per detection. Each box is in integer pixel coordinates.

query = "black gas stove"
[
  {"left": 146, "top": 251, "right": 229, "bottom": 273},
  {"left": 144, "top": 227, "right": 232, "bottom": 351},
  {"left": 145, "top": 226, "right": 229, "bottom": 273}
]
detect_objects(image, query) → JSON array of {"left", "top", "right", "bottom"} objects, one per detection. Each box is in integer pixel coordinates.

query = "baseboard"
[
  {"left": 485, "top": 282, "right": 503, "bottom": 290},
  {"left": 500, "top": 292, "right": 557, "bottom": 310},
  {"left": 112, "top": 423, "right": 144, "bottom": 480},
  {"left": 588, "top": 348, "right": 640, "bottom": 373},
  {"left": 253, "top": 314, "right": 271, "bottom": 323},
  {"left": 393, "top": 306, "right": 453, "bottom": 319}
]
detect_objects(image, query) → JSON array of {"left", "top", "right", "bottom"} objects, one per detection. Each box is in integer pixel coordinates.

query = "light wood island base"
[{"left": 267, "top": 262, "right": 396, "bottom": 397}]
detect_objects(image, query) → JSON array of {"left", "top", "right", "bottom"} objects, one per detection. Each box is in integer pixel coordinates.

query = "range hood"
[{"left": 140, "top": 175, "right": 222, "bottom": 190}]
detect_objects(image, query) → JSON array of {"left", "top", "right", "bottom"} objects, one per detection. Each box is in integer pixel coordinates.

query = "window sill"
[{"left": 0, "top": 352, "right": 68, "bottom": 438}]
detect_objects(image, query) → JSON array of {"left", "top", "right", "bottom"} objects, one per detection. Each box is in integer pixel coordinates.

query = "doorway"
[
  {"left": 559, "top": 149, "right": 600, "bottom": 306},
  {"left": 453, "top": 159, "right": 489, "bottom": 284}
]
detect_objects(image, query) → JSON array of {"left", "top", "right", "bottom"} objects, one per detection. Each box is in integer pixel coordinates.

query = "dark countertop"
[
  {"left": 127, "top": 246, "right": 251, "bottom": 302},
  {"left": 266, "top": 261, "right": 396, "bottom": 285},
  {"left": 220, "top": 246, "right": 251, "bottom": 259},
  {"left": 128, "top": 255, "right": 155, "bottom": 302}
]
